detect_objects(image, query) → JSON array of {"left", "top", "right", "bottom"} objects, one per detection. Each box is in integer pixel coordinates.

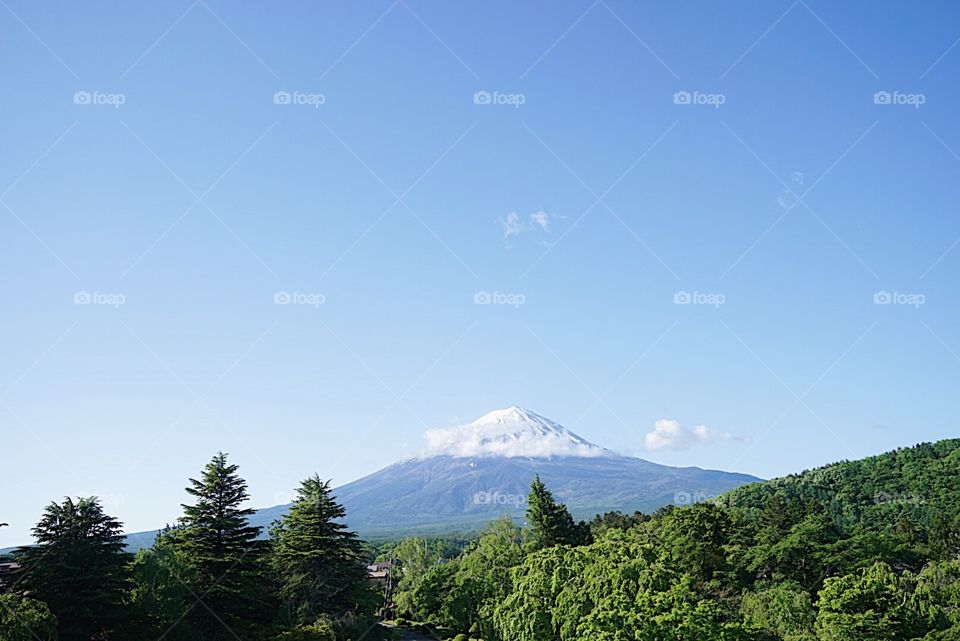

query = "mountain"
[
  {"left": 248, "top": 406, "right": 760, "bottom": 537},
  {"left": 84, "top": 407, "right": 762, "bottom": 551}
]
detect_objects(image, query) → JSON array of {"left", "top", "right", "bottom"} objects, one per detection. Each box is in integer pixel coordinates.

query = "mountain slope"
[
  {"left": 92, "top": 407, "right": 763, "bottom": 549},
  {"left": 324, "top": 453, "right": 759, "bottom": 535},
  {"left": 281, "top": 406, "right": 759, "bottom": 535}
]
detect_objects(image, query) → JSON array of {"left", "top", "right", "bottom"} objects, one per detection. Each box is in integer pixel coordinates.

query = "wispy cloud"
[
  {"left": 499, "top": 209, "right": 553, "bottom": 245},
  {"left": 776, "top": 171, "right": 804, "bottom": 210},
  {"left": 643, "top": 418, "right": 742, "bottom": 451}
]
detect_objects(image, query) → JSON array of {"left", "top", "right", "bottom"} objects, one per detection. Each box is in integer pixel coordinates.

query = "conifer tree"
[
  {"left": 526, "top": 476, "right": 590, "bottom": 549},
  {"left": 173, "top": 452, "right": 272, "bottom": 640},
  {"left": 14, "top": 497, "right": 130, "bottom": 641},
  {"left": 270, "top": 475, "right": 375, "bottom": 626}
]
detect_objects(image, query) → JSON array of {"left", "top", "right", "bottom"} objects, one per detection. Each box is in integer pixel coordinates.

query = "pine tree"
[
  {"left": 14, "top": 497, "right": 130, "bottom": 641},
  {"left": 173, "top": 452, "right": 272, "bottom": 640},
  {"left": 270, "top": 475, "right": 375, "bottom": 627},
  {"left": 526, "top": 476, "right": 590, "bottom": 549}
]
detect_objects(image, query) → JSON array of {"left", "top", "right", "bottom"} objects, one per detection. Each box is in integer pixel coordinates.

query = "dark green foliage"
[
  {"left": 0, "top": 594, "right": 58, "bottom": 641},
  {"left": 269, "top": 475, "right": 376, "bottom": 627},
  {"left": 171, "top": 452, "right": 273, "bottom": 640},
  {"left": 526, "top": 475, "right": 591, "bottom": 549},
  {"left": 589, "top": 509, "right": 650, "bottom": 534},
  {"left": 14, "top": 497, "right": 130, "bottom": 641}
]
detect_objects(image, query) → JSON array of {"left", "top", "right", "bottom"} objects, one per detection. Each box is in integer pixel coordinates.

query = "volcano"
[{"left": 243, "top": 406, "right": 761, "bottom": 537}]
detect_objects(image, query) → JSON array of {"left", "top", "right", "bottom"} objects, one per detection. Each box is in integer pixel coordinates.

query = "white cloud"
[
  {"left": 423, "top": 425, "right": 605, "bottom": 458},
  {"left": 529, "top": 210, "right": 550, "bottom": 231},
  {"left": 419, "top": 408, "right": 608, "bottom": 459},
  {"left": 499, "top": 210, "right": 552, "bottom": 242},
  {"left": 643, "top": 419, "right": 739, "bottom": 451}
]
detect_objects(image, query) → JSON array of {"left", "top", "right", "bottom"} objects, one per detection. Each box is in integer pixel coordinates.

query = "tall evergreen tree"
[
  {"left": 173, "top": 452, "right": 272, "bottom": 640},
  {"left": 270, "top": 475, "right": 375, "bottom": 627},
  {"left": 526, "top": 476, "right": 590, "bottom": 549},
  {"left": 14, "top": 497, "right": 130, "bottom": 641}
]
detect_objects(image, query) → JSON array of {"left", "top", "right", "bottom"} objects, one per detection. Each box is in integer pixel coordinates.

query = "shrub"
[{"left": 275, "top": 616, "right": 336, "bottom": 641}]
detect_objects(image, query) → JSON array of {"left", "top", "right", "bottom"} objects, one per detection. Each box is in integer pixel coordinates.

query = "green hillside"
[
  {"left": 724, "top": 439, "right": 960, "bottom": 535},
  {"left": 389, "top": 439, "right": 960, "bottom": 641}
]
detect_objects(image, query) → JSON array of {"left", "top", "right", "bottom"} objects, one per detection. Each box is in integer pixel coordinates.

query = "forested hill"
[
  {"left": 387, "top": 438, "right": 960, "bottom": 640},
  {"left": 723, "top": 438, "right": 960, "bottom": 532}
]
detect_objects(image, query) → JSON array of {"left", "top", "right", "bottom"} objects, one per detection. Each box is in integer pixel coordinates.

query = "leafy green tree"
[
  {"left": 743, "top": 510, "right": 839, "bottom": 591},
  {"left": 493, "top": 545, "right": 582, "bottom": 641},
  {"left": 654, "top": 503, "right": 733, "bottom": 584},
  {"left": 129, "top": 529, "right": 193, "bottom": 639},
  {"left": 494, "top": 526, "right": 748, "bottom": 641},
  {"left": 173, "top": 452, "right": 273, "bottom": 640},
  {"left": 589, "top": 510, "right": 649, "bottom": 535},
  {"left": 14, "top": 496, "right": 130, "bottom": 641},
  {"left": 392, "top": 535, "right": 456, "bottom": 618},
  {"left": 914, "top": 559, "right": 960, "bottom": 631},
  {"left": 526, "top": 476, "right": 589, "bottom": 549},
  {"left": 815, "top": 562, "right": 925, "bottom": 641},
  {"left": 404, "top": 558, "right": 460, "bottom": 625},
  {"left": 0, "top": 594, "right": 58, "bottom": 641},
  {"left": 928, "top": 515, "right": 960, "bottom": 561},
  {"left": 446, "top": 516, "right": 527, "bottom": 637},
  {"left": 741, "top": 581, "right": 816, "bottom": 641},
  {"left": 270, "top": 475, "right": 375, "bottom": 627}
]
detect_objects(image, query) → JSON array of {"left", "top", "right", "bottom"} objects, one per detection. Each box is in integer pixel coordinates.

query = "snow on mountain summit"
[{"left": 420, "top": 406, "right": 612, "bottom": 459}]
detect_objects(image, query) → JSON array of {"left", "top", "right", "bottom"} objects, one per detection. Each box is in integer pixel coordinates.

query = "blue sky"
[{"left": 2, "top": 0, "right": 960, "bottom": 546}]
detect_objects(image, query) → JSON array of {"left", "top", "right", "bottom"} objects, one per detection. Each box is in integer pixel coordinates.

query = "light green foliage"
[
  {"left": 446, "top": 517, "right": 527, "bottom": 638},
  {"left": 0, "top": 594, "right": 58, "bottom": 641},
  {"left": 914, "top": 560, "right": 960, "bottom": 629},
  {"left": 129, "top": 532, "right": 193, "bottom": 639},
  {"left": 815, "top": 562, "right": 923, "bottom": 641},
  {"left": 273, "top": 615, "right": 336, "bottom": 641},
  {"left": 741, "top": 582, "right": 816, "bottom": 641},
  {"left": 394, "top": 517, "right": 528, "bottom": 638},
  {"left": 493, "top": 527, "right": 750, "bottom": 641}
]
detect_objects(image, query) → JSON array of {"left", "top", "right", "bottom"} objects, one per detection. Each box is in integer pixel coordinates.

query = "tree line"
[
  {"left": 0, "top": 453, "right": 381, "bottom": 641},
  {"left": 4, "top": 439, "right": 960, "bottom": 641},
  {"left": 383, "top": 441, "right": 960, "bottom": 640}
]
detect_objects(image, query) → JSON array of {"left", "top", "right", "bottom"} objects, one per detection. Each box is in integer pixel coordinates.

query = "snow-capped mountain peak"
[{"left": 420, "top": 406, "right": 611, "bottom": 459}]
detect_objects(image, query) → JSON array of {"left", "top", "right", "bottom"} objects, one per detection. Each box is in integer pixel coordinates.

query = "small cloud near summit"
[{"left": 419, "top": 406, "right": 610, "bottom": 459}]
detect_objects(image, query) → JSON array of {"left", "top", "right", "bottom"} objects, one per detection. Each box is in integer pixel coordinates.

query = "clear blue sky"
[{"left": 2, "top": 0, "right": 959, "bottom": 546}]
